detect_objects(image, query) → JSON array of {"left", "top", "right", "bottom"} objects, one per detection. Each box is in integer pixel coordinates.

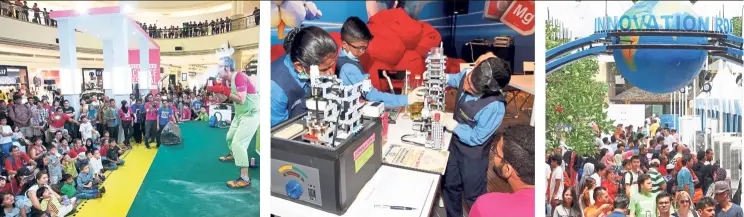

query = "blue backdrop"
[{"left": 270, "top": 1, "right": 535, "bottom": 72}]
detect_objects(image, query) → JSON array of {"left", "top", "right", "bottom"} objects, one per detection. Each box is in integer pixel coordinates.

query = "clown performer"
[{"left": 206, "top": 45, "right": 260, "bottom": 189}]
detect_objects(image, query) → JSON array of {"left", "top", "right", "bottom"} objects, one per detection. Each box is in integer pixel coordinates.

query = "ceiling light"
[
  {"left": 75, "top": 2, "right": 90, "bottom": 15},
  {"left": 123, "top": 5, "right": 134, "bottom": 13}
]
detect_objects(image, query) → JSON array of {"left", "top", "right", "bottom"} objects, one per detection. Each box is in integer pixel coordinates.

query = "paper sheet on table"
[
  {"left": 361, "top": 173, "right": 434, "bottom": 216},
  {"left": 383, "top": 144, "right": 449, "bottom": 175}
]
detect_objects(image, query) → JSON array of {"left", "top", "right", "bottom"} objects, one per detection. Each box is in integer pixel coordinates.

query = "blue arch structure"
[{"left": 546, "top": 30, "right": 744, "bottom": 74}]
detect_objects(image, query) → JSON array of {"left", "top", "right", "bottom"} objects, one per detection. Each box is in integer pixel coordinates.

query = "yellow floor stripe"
[{"left": 73, "top": 143, "right": 158, "bottom": 217}]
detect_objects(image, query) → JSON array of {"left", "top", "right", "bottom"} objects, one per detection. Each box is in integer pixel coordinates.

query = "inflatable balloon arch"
[{"left": 547, "top": 30, "right": 742, "bottom": 94}]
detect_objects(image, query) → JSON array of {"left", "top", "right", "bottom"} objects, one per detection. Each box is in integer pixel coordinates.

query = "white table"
[
  {"left": 509, "top": 75, "right": 535, "bottom": 126},
  {"left": 460, "top": 64, "right": 535, "bottom": 126},
  {"left": 271, "top": 112, "right": 454, "bottom": 217}
]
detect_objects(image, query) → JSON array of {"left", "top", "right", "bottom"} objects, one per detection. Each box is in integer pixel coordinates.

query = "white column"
[
  {"left": 102, "top": 40, "right": 114, "bottom": 96},
  {"left": 57, "top": 19, "right": 83, "bottom": 114},
  {"left": 138, "top": 37, "right": 151, "bottom": 97}
]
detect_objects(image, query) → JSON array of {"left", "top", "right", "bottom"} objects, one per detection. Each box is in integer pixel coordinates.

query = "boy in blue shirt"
[{"left": 156, "top": 100, "right": 175, "bottom": 148}]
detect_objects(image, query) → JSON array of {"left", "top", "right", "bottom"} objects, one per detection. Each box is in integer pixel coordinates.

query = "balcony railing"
[
  {"left": 140, "top": 15, "right": 258, "bottom": 39},
  {"left": 0, "top": 1, "right": 260, "bottom": 39},
  {"left": 0, "top": 1, "right": 56, "bottom": 26}
]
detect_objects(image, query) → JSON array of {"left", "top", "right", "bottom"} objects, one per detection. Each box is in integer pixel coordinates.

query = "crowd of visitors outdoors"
[{"left": 548, "top": 114, "right": 743, "bottom": 217}]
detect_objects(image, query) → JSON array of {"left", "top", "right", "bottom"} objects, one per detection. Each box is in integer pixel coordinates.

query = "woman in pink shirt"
[
  {"left": 143, "top": 100, "right": 158, "bottom": 149},
  {"left": 118, "top": 101, "right": 134, "bottom": 147}
]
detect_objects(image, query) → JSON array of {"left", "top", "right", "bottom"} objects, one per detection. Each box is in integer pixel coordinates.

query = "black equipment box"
[{"left": 270, "top": 114, "right": 383, "bottom": 215}]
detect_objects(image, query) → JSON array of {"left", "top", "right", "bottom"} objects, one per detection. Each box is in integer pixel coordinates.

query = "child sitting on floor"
[
  {"left": 37, "top": 184, "right": 76, "bottom": 217},
  {"left": 61, "top": 174, "right": 99, "bottom": 200},
  {"left": 61, "top": 154, "right": 77, "bottom": 179},
  {"left": 181, "top": 105, "right": 192, "bottom": 121},
  {"left": 196, "top": 107, "right": 209, "bottom": 121},
  {"left": 87, "top": 149, "right": 105, "bottom": 180}
]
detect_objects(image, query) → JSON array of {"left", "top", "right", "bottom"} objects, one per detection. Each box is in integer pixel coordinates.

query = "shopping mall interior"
[{"left": 0, "top": 1, "right": 259, "bottom": 217}]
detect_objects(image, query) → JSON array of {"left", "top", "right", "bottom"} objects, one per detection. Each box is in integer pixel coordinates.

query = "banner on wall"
[
  {"left": 607, "top": 104, "right": 646, "bottom": 128},
  {"left": 128, "top": 49, "right": 161, "bottom": 90}
]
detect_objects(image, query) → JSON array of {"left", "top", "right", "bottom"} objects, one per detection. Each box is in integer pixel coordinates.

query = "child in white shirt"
[
  {"left": 79, "top": 117, "right": 95, "bottom": 141},
  {"left": 87, "top": 149, "right": 104, "bottom": 178}
]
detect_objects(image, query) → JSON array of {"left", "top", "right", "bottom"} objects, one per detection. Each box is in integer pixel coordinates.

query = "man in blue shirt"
[
  {"left": 677, "top": 155, "right": 695, "bottom": 198},
  {"left": 336, "top": 16, "right": 425, "bottom": 107},
  {"left": 713, "top": 181, "right": 743, "bottom": 217},
  {"left": 156, "top": 100, "right": 175, "bottom": 148},
  {"left": 435, "top": 53, "right": 510, "bottom": 217}
]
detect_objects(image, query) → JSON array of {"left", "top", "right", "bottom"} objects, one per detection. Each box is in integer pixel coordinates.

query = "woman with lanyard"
[
  {"left": 118, "top": 100, "right": 134, "bottom": 148},
  {"left": 23, "top": 172, "right": 61, "bottom": 217},
  {"left": 270, "top": 26, "right": 338, "bottom": 127}
]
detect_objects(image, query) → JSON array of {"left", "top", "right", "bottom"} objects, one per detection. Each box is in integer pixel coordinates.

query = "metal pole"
[
  {"left": 693, "top": 78, "right": 697, "bottom": 149},
  {"left": 740, "top": 4, "right": 744, "bottom": 194}
]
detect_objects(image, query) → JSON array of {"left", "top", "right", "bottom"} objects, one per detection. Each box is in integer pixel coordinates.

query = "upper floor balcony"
[{"left": 0, "top": 1, "right": 258, "bottom": 56}]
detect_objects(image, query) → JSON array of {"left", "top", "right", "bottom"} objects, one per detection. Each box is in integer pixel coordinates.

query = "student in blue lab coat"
[
  {"left": 335, "top": 16, "right": 426, "bottom": 107},
  {"left": 270, "top": 26, "right": 338, "bottom": 127},
  {"left": 434, "top": 53, "right": 511, "bottom": 217}
]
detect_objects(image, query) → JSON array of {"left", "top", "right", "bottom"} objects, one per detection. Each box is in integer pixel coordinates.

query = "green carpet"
[{"left": 127, "top": 122, "right": 260, "bottom": 217}]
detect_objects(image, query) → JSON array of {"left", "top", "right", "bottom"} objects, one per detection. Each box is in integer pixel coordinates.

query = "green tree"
[
  {"left": 546, "top": 21, "right": 615, "bottom": 156},
  {"left": 734, "top": 16, "right": 742, "bottom": 37}
]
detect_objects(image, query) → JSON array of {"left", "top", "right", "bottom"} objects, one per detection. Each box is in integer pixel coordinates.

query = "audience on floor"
[{"left": 0, "top": 81, "right": 217, "bottom": 216}]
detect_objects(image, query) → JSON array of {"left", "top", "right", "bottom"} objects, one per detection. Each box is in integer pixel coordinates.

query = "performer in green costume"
[{"left": 207, "top": 55, "right": 260, "bottom": 189}]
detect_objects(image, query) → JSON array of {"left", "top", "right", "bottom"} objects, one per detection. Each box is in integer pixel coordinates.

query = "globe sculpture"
[{"left": 612, "top": 1, "right": 707, "bottom": 93}]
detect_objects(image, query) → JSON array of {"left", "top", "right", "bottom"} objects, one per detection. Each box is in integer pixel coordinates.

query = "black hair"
[
  {"left": 549, "top": 155, "right": 562, "bottom": 166},
  {"left": 681, "top": 154, "right": 691, "bottom": 165},
  {"left": 617, "top": 143, "right": 624, "bottom": 149},
  {"left": 637, "top": 174, "right": 651, "bottom": 193},
  {"left": 35, "top": 185, "right": 47, "bottom": 198},
  {"left": 695, "top": 197, "right": 716, "bottom": 211},
  {"left": 595, "top": 163, "right": 605, "bottom": 173},
  {"left": 630, "top": 155, "right": 640, "bottom": 162},
  {"left": 656, "top": 192, "right": 671, "bottom": 204},
  {"left": 284, "top": 26, "right": 338, "bottom": 70},
  {"left": 470, "top": 57, "right": 511, "bottom": 95},
  {"left": 121, "top": 100, "right": 129, "bottom": 113},
  {"left": 562, "top": 188, "right": 582, "bottom": 214},
  {"left": 622, "top": 159, "right": 630, "bottom": 167},
  {"left": 501, "top": 125, "right": 534, "bottom": 185},
  {"left": 613, "top": 193, "right": 630, "bottom": 209},
  {"left": 341, "top": 16, "right": 373, "bottom": 43},
  {"left": 592, "top": 186, "right": 607, "bottom": 201},
  {"left": 62, "top": 174, "right": 72, "bottom": 182},
  {"left": 697, "top": 150, "right": 705, "bottom": 161}
]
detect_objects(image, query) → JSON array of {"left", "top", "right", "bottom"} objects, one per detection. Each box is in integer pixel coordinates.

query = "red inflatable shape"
[
  {"left": 415, "top": 21, "right": 443, "bottom": 58},
  {"left": 371, "top": 8, "right": 422, "bottom": 50},
  {"left": 394, "top": 50, "right": 425, "bottom": 78},
  {"left": 446, "top": 58, "right": 467, "bottom": 74},
  {"left": 358, "top": 52, "right": 374, "bottom": 74},
  {"left": 366, "top": 24, "right": 406, "bottom": 66}
]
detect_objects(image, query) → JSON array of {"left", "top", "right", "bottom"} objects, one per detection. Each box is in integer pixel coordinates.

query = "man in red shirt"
[
  {"left": 47, "top": 107, "right": 79, "bottom": 141},
  {"left": 5, "top": 145, "right": 34, "bottom": 175}
]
